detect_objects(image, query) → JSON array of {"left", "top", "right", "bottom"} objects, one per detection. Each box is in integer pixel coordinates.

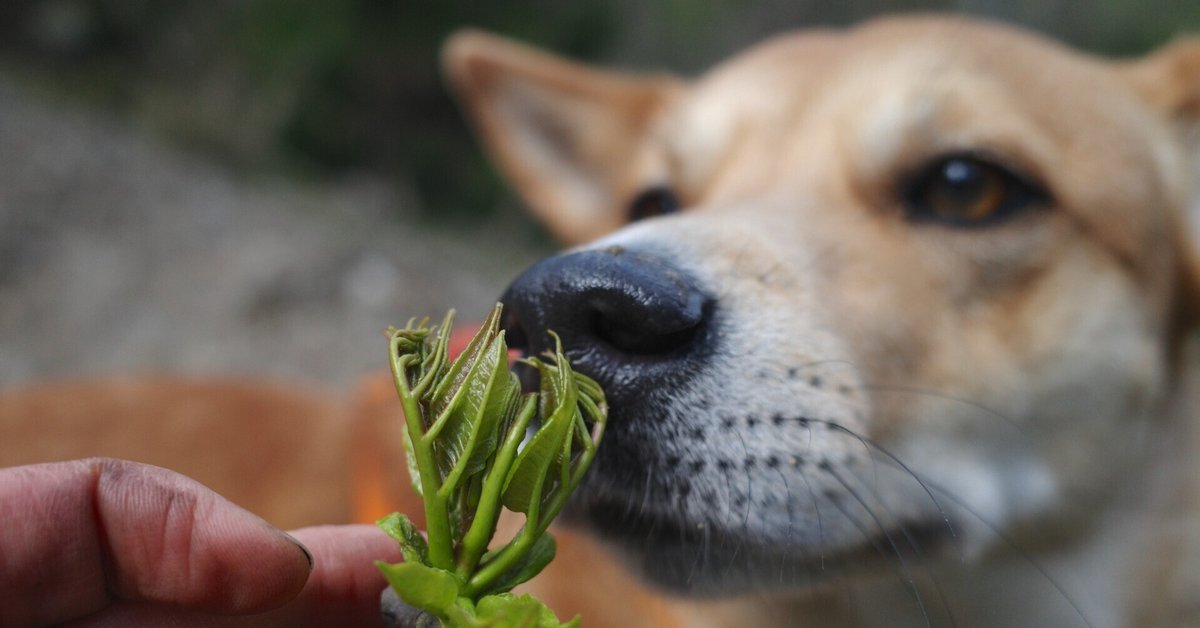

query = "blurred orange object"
[{"left": 0, "top": 375, "right": 352, "bottom": 530}]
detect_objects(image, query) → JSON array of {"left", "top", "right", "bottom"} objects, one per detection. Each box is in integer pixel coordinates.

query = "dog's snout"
[{"left": 500, "top": 248, "right": 713, "bottom": 401}]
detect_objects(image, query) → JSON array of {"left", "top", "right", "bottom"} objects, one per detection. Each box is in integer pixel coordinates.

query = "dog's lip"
[
  {"left": 568, "top": 496, "right": 702, "bottom": 548},
  {"left": 568, "top": 494, "right": 956, "bottom": 580}
]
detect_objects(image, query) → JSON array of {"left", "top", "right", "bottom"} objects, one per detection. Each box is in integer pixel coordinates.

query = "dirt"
[{"left": 0, "top": 80, "right": 551, "bottom": 389}]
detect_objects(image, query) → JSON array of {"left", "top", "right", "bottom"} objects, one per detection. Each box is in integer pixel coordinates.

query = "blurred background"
[{"left": 1, "top": 0, "right": 1198, "bottom": 388}]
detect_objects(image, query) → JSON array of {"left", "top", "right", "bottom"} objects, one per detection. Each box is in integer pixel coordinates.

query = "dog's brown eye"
[
  {"left": 627, "top": 187, "right": 680, "bottom": 223},
  {"left": 904, "top": 155, "right": 1046, "bottom": 226}
]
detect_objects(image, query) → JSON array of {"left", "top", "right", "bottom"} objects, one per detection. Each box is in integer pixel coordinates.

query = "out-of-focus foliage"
[
  {"left": 0, "top": 0, "right": 1196, "bottom": 221},
  {"left": 0, "top": 0, "right": 623, "bottom": 223}
]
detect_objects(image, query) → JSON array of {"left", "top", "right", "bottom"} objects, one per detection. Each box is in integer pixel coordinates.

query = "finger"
[
  {"left": 259, "top": 524, "right": 402, "bottom": 626},
  {"left": 63, "top": 524, "right": 403, "bottom": 627},
  {"left": 0, "top": 459, "right": 312, "bottom": 627}
]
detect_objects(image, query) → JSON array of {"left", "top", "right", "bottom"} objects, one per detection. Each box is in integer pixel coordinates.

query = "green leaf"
[
  {"left": 427, "top": 305, "right": 511, "bottom": 486},
  {"left": 377, "top": 512, "right": 429, "bottom": 566},
  {"left": 501, "top": 356, "right": 577, "bottom": 515},
  {"left": 415, "top": 311, "right": 454, "bottom": 396},
  {"left": 438, "top": 337, "right": 520, "bottom": 492},
  {"left": 501, "top": 402, "right": 573, "bottom": 514},
  {"left": 477, "top": 532, "right": 557, "bottom": 596},
  {"left": 389, "top": 324, "right": 433, "bottom": 393},
  {"left": 475, "top": 592, "right": 578, "bottom": 628},
  {"left": 572, "top": 372, "right": 604, "bottom": 407},
  {"left": 375, "top": 560, "right": 460, "bottom": 618},
  {"left": 463, "top": 368, "right": 524, "bottom": 478},
  {"left": 429, "top": 304, "right": 503, "bottom": 420}
]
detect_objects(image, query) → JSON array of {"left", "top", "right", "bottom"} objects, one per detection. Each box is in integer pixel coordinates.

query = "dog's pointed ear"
[
  {"left": 443, "top": 30, "right": 683, "bottom": 244},
  {"left": 1119, "top": 38, "right": 1200, "bottom": 117},
  {"left": 1118, "top": 39, "right": 1200, "bottom": 331}
]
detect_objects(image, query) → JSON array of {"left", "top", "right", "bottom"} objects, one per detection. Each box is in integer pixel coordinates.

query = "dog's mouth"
[
  {"left": 571, "top": 495, "right": 701, "bottom": 549},
  {"left": 563, "top": 486, "right": 955, "bottom": 596},
  {"left": 503, "top": 325, "right": 958, "bottom": 595},
  {"left": 549, "top": 387, "right": 961, "bottom": 597},
  {"left": 501, "top": 332, "right": 961, "bottom": 594}
]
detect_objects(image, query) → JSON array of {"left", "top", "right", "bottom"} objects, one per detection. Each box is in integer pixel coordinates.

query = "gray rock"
[{"left": 381, "top": 586, "right": 442, "bottom": 628}]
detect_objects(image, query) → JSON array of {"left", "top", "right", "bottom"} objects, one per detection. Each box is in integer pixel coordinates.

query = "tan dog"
[{"left": 444, "top": 15, "right": 1200, "bottom": 627}]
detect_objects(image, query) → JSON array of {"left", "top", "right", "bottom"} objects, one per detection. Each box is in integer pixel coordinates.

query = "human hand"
[{"left": 0, "top": 458, "right": 401, "bottom": 627}]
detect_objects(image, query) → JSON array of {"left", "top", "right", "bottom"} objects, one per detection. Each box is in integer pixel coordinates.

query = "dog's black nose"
[{"left": 500, "top": 247, "right": 713, "bottom": 404}]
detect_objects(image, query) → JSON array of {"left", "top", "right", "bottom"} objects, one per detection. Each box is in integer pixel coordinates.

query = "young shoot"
[{"left": 376, "top": 304, "right": 607, "bottom": 628}]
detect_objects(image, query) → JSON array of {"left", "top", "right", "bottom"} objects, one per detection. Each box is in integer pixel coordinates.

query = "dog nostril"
[{"left": 589, "top": 293, "right": 706, "bottom": 356}]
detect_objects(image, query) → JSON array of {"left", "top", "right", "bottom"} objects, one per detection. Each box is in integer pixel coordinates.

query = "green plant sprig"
[{"left": 376, "top": 304, "right": 607, "bottom": 627}]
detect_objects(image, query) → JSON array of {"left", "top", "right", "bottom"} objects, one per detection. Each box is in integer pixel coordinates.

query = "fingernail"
[{"left": 285, "top": 533, "right": 314, "bottom": 571}]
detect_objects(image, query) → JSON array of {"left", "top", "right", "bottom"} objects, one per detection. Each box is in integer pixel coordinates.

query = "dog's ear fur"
[
  {"left": 1119, "top": 38, "right": 1200, "bottom": 331},
  {"left": 443, "top": 30, "right": 682, "bottom": 244},
  {"left": 1120, "top": 38, "right": 1200, "bottom": 117}
]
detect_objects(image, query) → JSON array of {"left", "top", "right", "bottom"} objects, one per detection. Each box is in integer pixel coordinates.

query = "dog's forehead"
[
  {"left": 658, "top": 16, "right": 1184, "bottom": 283},
  {"left": 667, "top": 18, "right": 1126, "bottom": 174}
]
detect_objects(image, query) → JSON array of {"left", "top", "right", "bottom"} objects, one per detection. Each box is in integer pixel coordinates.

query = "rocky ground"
[{"left": 0, "top": 80, "right": 551, "bottom": 389}]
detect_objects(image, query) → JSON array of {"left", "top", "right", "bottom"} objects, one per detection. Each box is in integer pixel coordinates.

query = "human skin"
[{"left": 0, "top": 458, "right": 401, "bottom": 627}]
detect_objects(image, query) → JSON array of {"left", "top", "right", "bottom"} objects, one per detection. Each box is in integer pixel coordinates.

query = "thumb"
[{"left": 0, "top": 458, "right": 313, "bottom": 627}]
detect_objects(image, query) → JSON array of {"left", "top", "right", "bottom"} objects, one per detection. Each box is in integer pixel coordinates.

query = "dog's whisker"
[
  {"left": 823, "top": 468, "right": 934, "bottom": 628},
  {"left": 684, "top": 512, "right": 708, "bottom": 586},
  {"left": 787, "top": 359, "right": 1027, "bottom": 438},
  {"left": 715, "top": 455, "right": 749, "bottom": 566},
  {"left": 729, "top": 425, "right": 756, "bottom": 531},
  {"left": 775, "top": 464, "right": 798, "bottom": 554},
  {"left": 811, "top": 417, "right": 962, "bottom": 559},
  {"left": 763, "top": 462, "right": 803, "bottom": 588},
  {"left": 788, "top": 453, "right": 830, "bottom": 572},
  {"left": 637, "top": 467, "right": 655, "bottom": 522},
  {"left": 837, "top": 462, "right": 962, "bottom": 628},
  {"left": 783, "top": 357, "right": 864, "bottom": 380},
  {"left": 924, "top": 482, "right": 1096, "bottom": 628},
  {"left": 857, "top": 382, "right": 1023, "bottom": 433},
  {"left": 895, "top": 525, "right": 961, "bottom": 628},
  {"left": 843, "top": 449, "right": 1093, "bottom": 628}
]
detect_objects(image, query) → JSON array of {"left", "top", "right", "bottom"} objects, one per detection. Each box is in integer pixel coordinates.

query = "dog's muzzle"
[{"left": 499, "top": 246, "right": 714, "bottom": 409}]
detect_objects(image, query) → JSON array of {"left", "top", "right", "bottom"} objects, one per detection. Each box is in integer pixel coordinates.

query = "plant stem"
[
  {"left": 390, "top": 334, "right": 454, "bottom": 570},
  {"left": 463, "top": 464, "right": 548, "bottom": 596},
  {"left": 455, "top": 395, "right": 538, "bottom": 579},
  {"left": 531, "top": 399, "right": 605, "bottom": 538}
]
